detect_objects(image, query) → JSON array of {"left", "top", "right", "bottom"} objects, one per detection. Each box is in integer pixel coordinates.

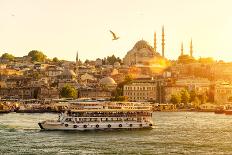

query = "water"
[{"left": 0, "top": 112, "right": 232, "bottom": 155}]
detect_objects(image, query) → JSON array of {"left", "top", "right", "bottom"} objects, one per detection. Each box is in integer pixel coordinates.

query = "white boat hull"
[{"left": 38, "top": 121, "right": 153, "bottom": 131}]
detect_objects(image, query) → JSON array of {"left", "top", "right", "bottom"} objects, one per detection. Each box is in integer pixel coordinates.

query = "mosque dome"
[
  {"left": 123, "top": 39, "right": 162, "bottom": 66},
  {"left": 99, "top": 77, "right": 116, "bottom": 85},
  {"left": 133, "top": 40, "right": 153, "bottom": 51}
]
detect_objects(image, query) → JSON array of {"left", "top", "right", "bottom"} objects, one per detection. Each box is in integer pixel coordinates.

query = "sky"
[{"left": 0, "top": 0, "right": 232, "bottom": 62}]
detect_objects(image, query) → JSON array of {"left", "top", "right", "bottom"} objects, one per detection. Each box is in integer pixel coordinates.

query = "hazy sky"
[{"left": 0, "top": 0, "right": 232, "bottom": 61}]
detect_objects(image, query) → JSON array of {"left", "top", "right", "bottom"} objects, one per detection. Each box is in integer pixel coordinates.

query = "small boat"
[
  {"left": 0, "top": 110, "right": 10, "bottom": 114},
  {"left": 214, "top": 110, "right": 224, "bottom": 114},
  {"left": 224, "top": 110, "right": 232, "bottom": 115},
  {"left": 38, "top": 102, "right": 154, "bottom": 131},
  {"left": 214, "top": 108, "right": 224, "bottom": 114}
]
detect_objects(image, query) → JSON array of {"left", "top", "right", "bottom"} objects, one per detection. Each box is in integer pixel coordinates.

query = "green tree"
[
  {"left": 84, "top": 59, "right": 90, "bottom": 64},
  {"left": 103, "top": 55, "right": 122, "bottom": 65},
  {"left": 170, "top": 94, "right": 181, "bottom": 104},
  {"left": 1, "top": 53, "right": 15, "bottom": 61},
  {"left": 107, "top": 55, "right": 117, "bottom": 65},
  {"left": 180, "top": 89, "right": 190, "bottom": 104},
  {"left": 124, "top": 74, "right": 133, "bottom": 83},
  {"left": 198, "top": 93, "right": 208, "bottom": 104},
  {"left": 189, "top": 90, "right": 197, "bottom": 102},
  {"left": 28, "top": 50, "right": 47, "bottom": 62},
  {"left": 29, "top": 72, "right": 41, "bottom": 79},
  {"left": 60, "top": 85, "right": 77, "bottom": 98},
  {"left": 52, "top": 57, "right": 59, "bottom": 63},
  {"left": 193, "top": 97, "right": 200, "bottom": 108}
]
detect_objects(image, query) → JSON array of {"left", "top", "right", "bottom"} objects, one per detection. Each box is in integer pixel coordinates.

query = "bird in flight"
[{"left": 109, "top": 30, "right": 120, "bottom": 40}]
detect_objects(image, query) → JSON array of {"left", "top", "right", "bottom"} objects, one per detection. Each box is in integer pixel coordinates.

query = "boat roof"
[{"left": 70, "top": 108, "right": 152, "bottom": 113}]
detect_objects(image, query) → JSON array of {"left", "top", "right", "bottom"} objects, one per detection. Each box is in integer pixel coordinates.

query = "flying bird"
[{"left": 109, "top": 30, "right": 119, "bottom": 40}]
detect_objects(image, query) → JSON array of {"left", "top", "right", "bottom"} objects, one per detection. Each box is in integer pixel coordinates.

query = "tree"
[
  {"left": 1, "top": 53, "right": 15, "bottom": 61},
  {"left": 170, "top": 94, "right": 181, "bottom": 104},
  {"left": 189, "top": 90, "right": 197, "bottom": 102},
  {"left": 198, "top": 57, "right": 215, "bottom": 64},
  {"left": 193, "top": 97, "right": 200, "bottom": 109},
  {"left": 107, "top": 55, "right": 117, "bottom": 65},
  {"left": 52, "top": 57, "right": 59, "bottom": 63},
  {"left": 198, "top": 93, "right": 208, "bottom": 104},
  {"left": 180, "top": 89, "right": 190, "bottom": 104},
  {"left": 84, "top": 59, "right": 90, "bottom": 64},
  {"left": 124, "top": 74, "right": 133, "bottom": 83},
  {"left": 29, "top": 72, "right": 41, "bottom": 79},
  {"left": 102, "top": 55, "right": 122, "bottom": 65},
  {"left": 60, "top": 85, "right": 77, "bottom": 98},
  {"left": 28, "top": 50, "right": 47, "bottom": 62},
  {"left": 112, "top": 74, "right": 133, "bottom": 100}
]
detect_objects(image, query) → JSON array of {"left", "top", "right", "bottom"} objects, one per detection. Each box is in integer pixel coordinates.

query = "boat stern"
[{"left": 38, "top": 121, "right": 45, "bottom": 130}]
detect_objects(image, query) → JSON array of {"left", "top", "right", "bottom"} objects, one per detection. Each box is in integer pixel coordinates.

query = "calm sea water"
[{"left": 0, "top": 112, "right": 232, "bottom": 155}]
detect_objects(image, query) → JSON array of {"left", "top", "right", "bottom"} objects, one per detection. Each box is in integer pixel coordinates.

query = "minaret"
[
  {"left": 154, "top": 32, "right": 157, "bottom": 53},
  {"left": 181, "top": 42, "right": 184, "bottom": 56},
  {"left": 75, "top": 51, "right": 79, "bottom": 75},
  {"left": 161, "top": 26, "right": 165, "bottom": 57},
  {"left": 190, "top": 38, "right": 193, "bottom": 57},
  {"left": 76, "top": 51, "right": 79, "bottom": 65}
]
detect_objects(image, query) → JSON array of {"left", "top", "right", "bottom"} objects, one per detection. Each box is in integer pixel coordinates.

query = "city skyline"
[{"left": 1, "top": 0, "right": 232, "bottom": 61}]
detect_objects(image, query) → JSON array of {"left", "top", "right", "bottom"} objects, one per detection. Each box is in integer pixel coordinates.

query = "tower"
[
  {"left": 75, "top": 51, "right": 79, "bottom": 74},
  {"left": 181, "top": 42, "right": 184, "bottom": 56},
  {"left": 154, "top": 32, "right": 157, "bottom": 53},
  {"left": 190, "top": 38, "right": 193, "bottom": 57},
  {"left": 76, "top": 51, "right": 79, "bottom": 65},
  {"left": 161, "top": 26, "right": 165, "bottom": 57}
]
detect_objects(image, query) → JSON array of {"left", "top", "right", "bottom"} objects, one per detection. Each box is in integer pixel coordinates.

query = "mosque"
[
  {"left": 178, "top": 39, "right": 195, "bottom": 64},
  {"left": 123, "top": 26, "right": 170, "bottom": 75},
  {"left": 123, "top": 26, "right": 166, "bottom": 66}
]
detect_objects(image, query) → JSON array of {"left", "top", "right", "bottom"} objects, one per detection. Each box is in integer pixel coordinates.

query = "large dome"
[
  {"left": 133, "top": 40, "right": 153, "bottom": 51},
  {"left": 123, "top": 39, "right": 162, "bottom": 66},
  {"left": 99, "top": 77, "right": 116, "bottom": 85}
]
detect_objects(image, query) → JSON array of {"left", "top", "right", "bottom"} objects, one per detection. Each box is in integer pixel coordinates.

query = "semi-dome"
[{"left": 99, "top": 77, "right": 116, "bottom": 85}]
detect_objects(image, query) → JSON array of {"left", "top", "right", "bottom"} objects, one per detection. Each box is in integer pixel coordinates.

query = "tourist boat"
[
  {"left": 224, "top": 110, "right": 232, "bottom": 115},
  {"left": 222, "top": 104, "right": 232, "bottom": 115},
  {"left": 214, "top": 109, "right": 224, "bottom": 114},
  {"left": 214, "top": 106, "right": 225, "bottom": 114},
  {"left": 38, "top": 102, "right": 153, "bottom": 131}
]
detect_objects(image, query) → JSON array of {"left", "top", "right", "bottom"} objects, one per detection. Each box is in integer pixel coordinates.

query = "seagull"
[{"left": 109, "top": 30, "right": 119, "bottom": 40}]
